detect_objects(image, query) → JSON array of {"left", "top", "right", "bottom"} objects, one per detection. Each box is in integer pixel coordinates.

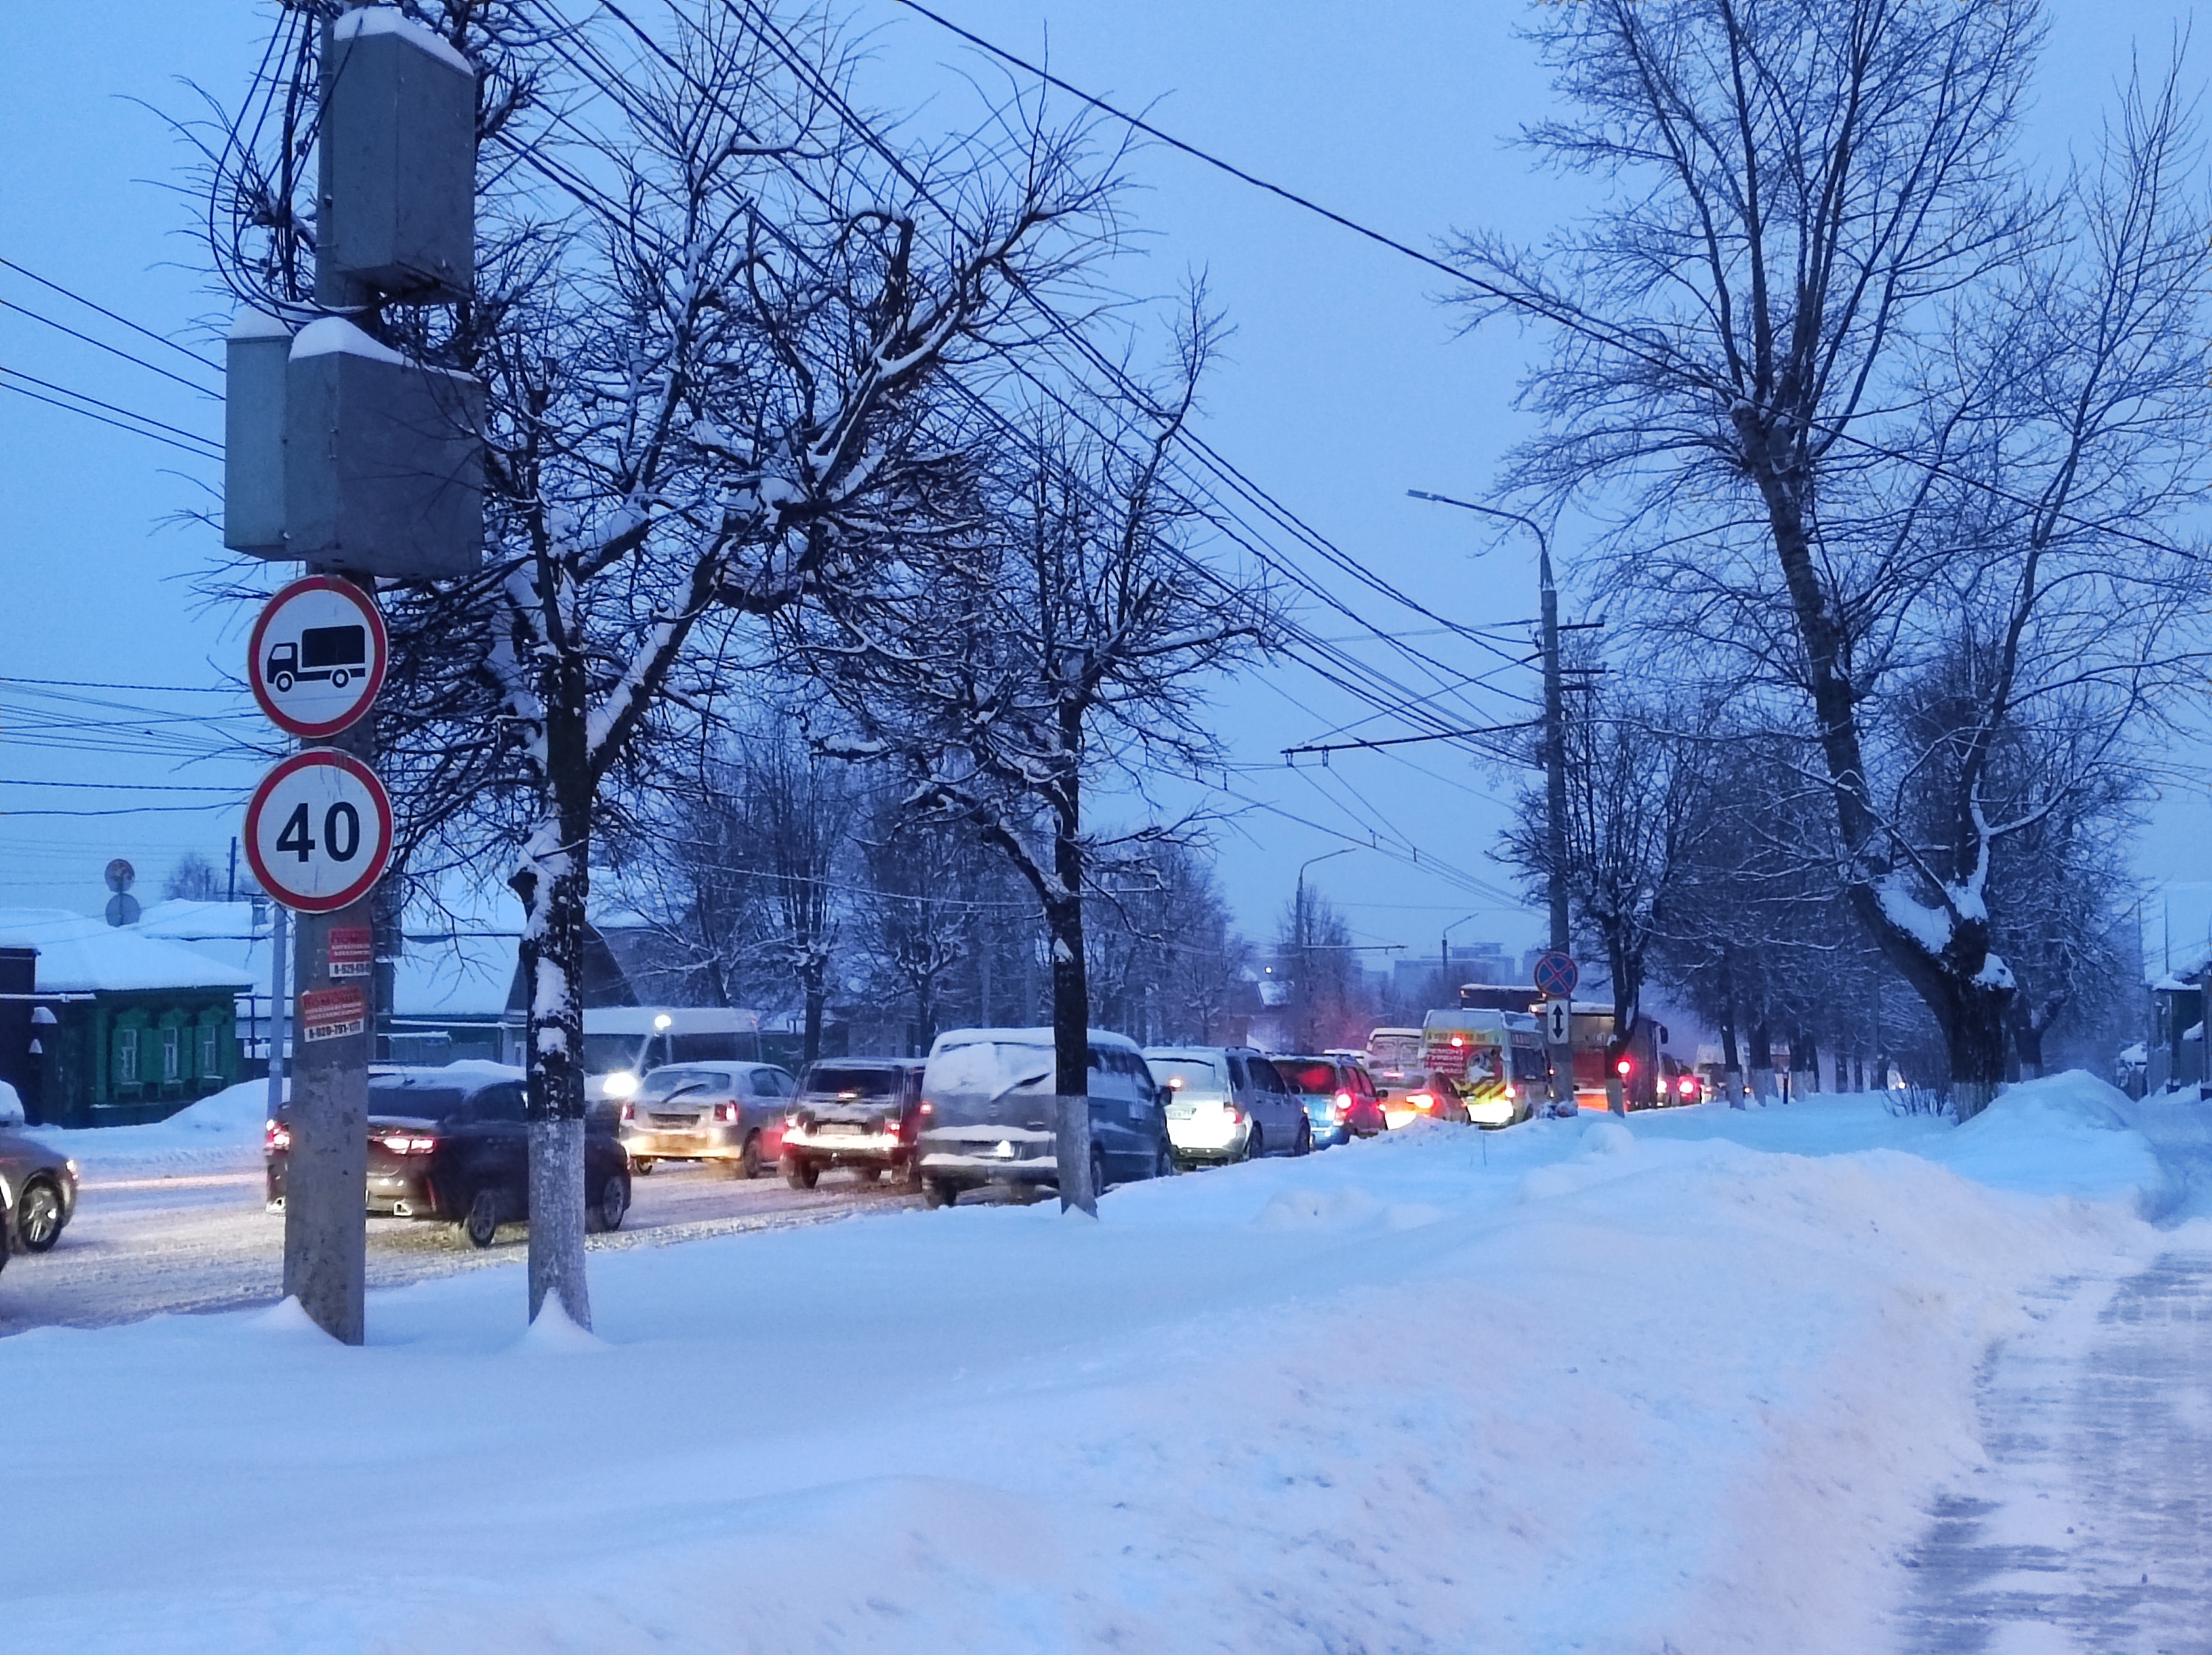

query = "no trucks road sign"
[
  {"left": 244, "top": 749, "right": 393, "bottom": 913},
  {"left": 248, "top": 574, "right": 389, "bottom": 739}
]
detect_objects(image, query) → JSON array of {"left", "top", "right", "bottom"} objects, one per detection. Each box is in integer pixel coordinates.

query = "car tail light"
[
  {"left": 716, "top": 1103, "right": 743, "bottom": 1124},
  {"left": 919, "top": 1100, "right": 934, "bottom": 1115},
  {"left": 1410, "top": 1093, "right": 1435, "bottom": 1111},
  {"left": 1333, "top": 1091, "right": 1352, "bottom": 1117},
  {"left": 1678, "top": 1077, "right": 1698, "bottom": 1098},
  {"left": 1225, "top": 1104, "right": 1244, "bottom": 1124},
  {"left": 380, "top": 1134, "right": 438, "bottom": 1155},
  {"left": 618, "top": 1102, "right": 635, "bottom": 1123},
  {"left": 265, "top": 1120, "right": 291, "bottom": 1153}
]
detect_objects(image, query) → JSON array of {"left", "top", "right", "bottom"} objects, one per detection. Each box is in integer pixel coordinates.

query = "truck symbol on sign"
[{"left": 266, "top": 624, "right": 367, "bottom": 694}]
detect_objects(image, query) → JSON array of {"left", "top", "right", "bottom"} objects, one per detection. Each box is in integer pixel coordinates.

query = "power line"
[
  {"left": 0, "top": 257, "right": 223, "bottom": 374},
  {"left": 891, "top": 0, "right": 2212, "bottom": 568},
  {"left": 0, "top": 297, "right": 222, "bottom": 398},
  {"left": 0, "top": 377, "right": 223, "bottom": 463},
  {"left": 0, "top": 367, "right": 222, "bottom": 457},
  {"left": 2, "top": 676, "right": 246, "bottom": 696}
]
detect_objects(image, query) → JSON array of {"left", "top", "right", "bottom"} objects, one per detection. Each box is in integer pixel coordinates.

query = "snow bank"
[
  {"left": 0, "top": 1071, "right": 2171, "bottom": 1652},
  {"left": 23, "top": 1079, "right": 271, "bottom": 1177}
]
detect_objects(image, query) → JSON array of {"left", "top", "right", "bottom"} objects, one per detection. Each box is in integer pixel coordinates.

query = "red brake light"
[
  {"left": 1333, "top": 1091, "right": 1352, "bottom": 1117},
  {"left": 265, "top": 1120, "right": 290, "bottom": 1153},
  {"left": 919, "top": 1100, "right": 934, "bottom": 1115},
  {"left": 1616, "top": 1059, "right": 1632, "bottom": 1078},
  {"left": 1678, "top": 1077, "right": 1697, "bottom": 1097},
  {"left": 619, "top": 1102, "right": 635, "bottom": 1122},
  {"left": 379, "top": 1133, "right": 438, "bottom": 1155}
]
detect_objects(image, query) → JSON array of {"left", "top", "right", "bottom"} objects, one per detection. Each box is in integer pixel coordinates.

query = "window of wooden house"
[
  {"left": 200, "top": 1023, "right": 220, "bottom": 1081},
  {"left": 162, "top": 1025, "right": 182, "bottom": 1083},
  {"left": 116, "top": 1025, "right": 140, "bottom": 1084}
]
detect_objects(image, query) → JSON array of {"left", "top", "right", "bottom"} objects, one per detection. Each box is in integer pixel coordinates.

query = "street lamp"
[
  {"left": 1296, "top": 848, "right": 1357, "bottom": 1052},
  {"left": 1440, "top": 912, "right": 1484, "bottom": 1006}
]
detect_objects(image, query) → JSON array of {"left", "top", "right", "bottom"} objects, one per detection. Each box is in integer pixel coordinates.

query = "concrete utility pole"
[
  {"left": 1297, "top": 848, "right": 1354, "bottom": 1051},
  {"left": 266, "top": 900, "right": 289, "bottom": 1129},
  {"left": 1405, "top": 491, "right": 1575, "bottom": 1112},
  {"left": 223, "top": 8, "right": 481, "bottom": 1345}
]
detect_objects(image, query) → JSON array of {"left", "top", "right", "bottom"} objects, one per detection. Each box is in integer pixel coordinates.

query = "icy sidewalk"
[
  {"left": 0, "top": 1074, "right": 2172, "bottom": 1654},
  {"left": 1896, "top": 1244, "right": 2212, "bottom": 1652}
]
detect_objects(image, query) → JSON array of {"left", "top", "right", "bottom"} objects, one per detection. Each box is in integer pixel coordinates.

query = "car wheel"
[
  {"left": 588, "top": 1174, "right": 628, "bottom": 1234},
  {"left": 461, "top": 1188, "right": 502, "bottom": 1248},
  {"left": 736, "top": 1133, "right": 762, "bottom": 1179},
  {"left": 1243, "top": 1124, "right": 1263, "bottom": 1162},
  {"left": 784, "top": 1156, "right": 819, "bottom": 1191},
  {"left": 1293, "top": 1116, "right": 1313, "bottom": 1157},
  {"left": 632, "top": 1157, "right": 655, "bottom": 1175},
  {"left": 17, "top": 1181, "right": 64, "bottom": 1252},
  {"left": 1090, "top": 1144, "right": 1108, "bottom": 1199},
  {"left": 922, "top": 1178, "right": 958, "bottom": 1209}
]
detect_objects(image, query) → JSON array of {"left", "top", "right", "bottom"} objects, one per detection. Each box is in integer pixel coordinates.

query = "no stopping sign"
[{"left": 245, "top": 749, "right": 393, "bottom": 913}]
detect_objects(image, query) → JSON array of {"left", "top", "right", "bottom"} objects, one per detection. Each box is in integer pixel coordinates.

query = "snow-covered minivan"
[{"left": 915, "top": 1028, "right": 1174, "bottom": 1208}]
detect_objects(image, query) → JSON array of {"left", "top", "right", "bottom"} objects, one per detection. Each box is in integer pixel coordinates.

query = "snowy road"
[{"left": 0, "top": 1158, "right": 916, "bottom": 1336}]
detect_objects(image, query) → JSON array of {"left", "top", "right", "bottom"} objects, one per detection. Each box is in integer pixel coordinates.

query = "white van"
[{"left": 915, "top": 1028, "right": 1173, "bottom": 1207}]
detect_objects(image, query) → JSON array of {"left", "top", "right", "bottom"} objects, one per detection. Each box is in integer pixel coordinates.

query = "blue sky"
[{"left": 5, "top": 0, "right": 2210, "bottom": 974}]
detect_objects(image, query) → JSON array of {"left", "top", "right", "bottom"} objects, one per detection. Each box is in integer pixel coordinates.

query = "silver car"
[
  {"left": 0, "top": 1127, "right": 79, "bottom": 1254},
  {"left": 1145, "top": 1045, "right": 1311, "bottom": 1165},
  {"left": 617, "top": 1061, "right": 797, "bottom": 1177}
]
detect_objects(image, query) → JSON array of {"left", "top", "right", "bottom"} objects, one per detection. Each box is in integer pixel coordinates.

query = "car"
[
  {"left": 915, "top": 1029, "right": 1173, "bottom": 1207},
  {"left": 1270, "top": 1056, "right": 1388, "bottom": 1147},
  {"left": 781, "top": 1058, "right": 928, "bottom": 1190},
  {"left": 1378, "top": 1070, "right": 1465, "bottom": 1130},
  {"left": 615, "top": 1060, "right": 797, "bottom": 1176},
  {"left": 265, "top": 1063, "right": 632, "bottom": 1247},
  {"left": 0, "top": 1124, "right": 78, "bottom": 1255},
  {"left": 1144, "top": 1044, "right": 1311, "bottom": 1166}
]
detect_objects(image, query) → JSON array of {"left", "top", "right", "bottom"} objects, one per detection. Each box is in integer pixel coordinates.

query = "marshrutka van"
[{"left": 1420, "top": 1009, "right": 1548, "bottom": 1126}]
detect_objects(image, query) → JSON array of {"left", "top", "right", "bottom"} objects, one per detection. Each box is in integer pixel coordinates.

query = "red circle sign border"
[
  {"left": 1534, "top": 950, "right": 1579, "bottom": 998},
  {"left": 244, "top": 748, "right": 394, "bottom": 914},
  {"left": 247, "top": 575, "right": 389, "bottom": 739}
]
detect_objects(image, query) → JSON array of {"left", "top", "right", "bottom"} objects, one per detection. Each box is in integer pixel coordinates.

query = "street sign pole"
[{"left": 280, "top": 571, "right": 378, "bottom": 1346}]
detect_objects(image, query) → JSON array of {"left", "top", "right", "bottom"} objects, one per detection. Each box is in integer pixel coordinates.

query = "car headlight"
[{"left": 603, "top": 1070, "right": 639, "bottom": 1100}]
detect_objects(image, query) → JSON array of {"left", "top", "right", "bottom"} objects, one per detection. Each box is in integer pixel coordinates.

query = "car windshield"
[
  {"left": 581, "top": 1033, "right": 650, "bottom": 1074},
  {"left": 1150, "top": 1058, "right": 1225, "bottom": 1095},
  {"left": 634, "top": 1067, "right": 725, "bottom": 1102},
  {"left": 802, "top": 1066, "right": 901, "bottom": 1099},
  {"left": 1276, "top": 1061, "right": 1342, "bottom": 1095}
]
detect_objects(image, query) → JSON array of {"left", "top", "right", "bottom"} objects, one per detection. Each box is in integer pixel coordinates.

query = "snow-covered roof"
[
  {"left": 133, "top": 899, "right": 275, "bottom": 984},
  {"left": 0, "top": 909, "right": 254, "bottom": 994}
]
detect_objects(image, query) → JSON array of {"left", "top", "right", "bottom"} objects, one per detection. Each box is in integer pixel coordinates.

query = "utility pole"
[
  {"left": 1296, "top": 848, "right": 1354, "bottom": 1052},
  {"left": 1406, "top": 490, "right": 1574, "bottom": 1112},
  {"left": 224, "top": 9, "right": 481, "bottom": 1345}
]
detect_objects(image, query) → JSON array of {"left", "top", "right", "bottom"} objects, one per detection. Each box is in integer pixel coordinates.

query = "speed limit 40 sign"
[{"left": 244, "top": 749, "right": 393, "bottom": 913}]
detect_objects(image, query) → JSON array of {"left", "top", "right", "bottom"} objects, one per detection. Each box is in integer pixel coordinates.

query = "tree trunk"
[
  {"left": 800, "top": 960, "right": 826, "bottom": 1068},
  {"left": 2013, "top": 1013, "right": 2046, "bottom": 1082},
  {"left": 1748, "top": 1015, "right": 1773, "bottom": 1102},
  {"left": 515, "top": 644, "right": 592, "bottom": 1332},
  {"left": 1949, "top": 981, "right": 2010, "bottom": 1119}
]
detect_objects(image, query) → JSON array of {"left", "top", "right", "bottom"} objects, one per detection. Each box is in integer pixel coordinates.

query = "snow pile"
[
  {"left": 0, "top": 1072, "right": 2177, "bottom": 1652},
  {"left": 24, "top": 1078, "right": 272, "bottom": 1177}
]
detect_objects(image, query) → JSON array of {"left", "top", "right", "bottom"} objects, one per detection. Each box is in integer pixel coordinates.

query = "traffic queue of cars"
[{"left": 251, "top": 1030, "right": 1417, "bottom": 1245}]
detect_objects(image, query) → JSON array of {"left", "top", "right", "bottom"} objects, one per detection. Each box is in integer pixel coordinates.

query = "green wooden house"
[{"left": 0, "top": 910, "right": 254, "bottom": 1128}]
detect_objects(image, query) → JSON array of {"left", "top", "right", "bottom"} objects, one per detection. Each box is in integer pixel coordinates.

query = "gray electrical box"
[
  {"left": 284, "top": 318, "right": 483, "bottom": 578},
  {"left": 224, "top": 309, "right": 292, "bottom": 556},
  {"left": 317, "top": 9, "right": 476, "bottom": 305}
]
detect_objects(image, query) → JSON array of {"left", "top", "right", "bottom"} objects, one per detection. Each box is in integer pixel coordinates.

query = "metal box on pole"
[
  {"left": 224, "top": 310, "right": 292, "bottom": 556},
  {"left": 284, "top": 318, "right": 483, "bottom": 578},
  {"left": 316, "top": 10, "right": 476, "bottom": 306}
]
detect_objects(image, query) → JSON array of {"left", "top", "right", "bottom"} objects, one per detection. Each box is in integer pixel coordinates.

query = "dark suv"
[
  {"left": 780, "top": 1059, "right": 928, "bottom": 1190},
  {"left": 265, "top": 1064, "right": 632, "bottom": 1247}
]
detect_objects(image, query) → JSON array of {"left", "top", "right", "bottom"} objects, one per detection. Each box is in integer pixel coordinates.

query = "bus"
[{"left": 1420, "top": 1008, "right": 1548, "bottom": 1126}]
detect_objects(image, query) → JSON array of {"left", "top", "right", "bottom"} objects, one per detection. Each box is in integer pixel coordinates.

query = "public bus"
[{"left": 1420, "top": 1008, "right": 1548, "bottom": 1126}]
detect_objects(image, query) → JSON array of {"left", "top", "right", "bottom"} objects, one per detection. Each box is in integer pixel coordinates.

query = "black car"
[
  {"left": 780, "top": 1059, "right": 929, "bottom": 1190},
  {"left": 266, "top": 1064, "right": 631, "bottom": 1247}
]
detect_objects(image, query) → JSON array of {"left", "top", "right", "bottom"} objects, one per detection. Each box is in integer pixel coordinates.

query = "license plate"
[
  {"left": 1166, "top": 1104, "right": 1195, "bottom": 1120},
  {"left": 818, "top": 1123, "right": 862, "bottom": 1136}
]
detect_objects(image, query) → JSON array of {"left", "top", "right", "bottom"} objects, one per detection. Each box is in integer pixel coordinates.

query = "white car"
[{"left": 1145, "top": 1046, "right": 1311, "bottom": 1165}]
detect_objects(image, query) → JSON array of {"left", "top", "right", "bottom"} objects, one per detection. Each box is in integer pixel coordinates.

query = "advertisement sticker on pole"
[
  {"left": 247, "top": 574, "right": 389, "bottom": 739},
  {"left": 244, "top": 749, "right": 393, "bottom": 913}
]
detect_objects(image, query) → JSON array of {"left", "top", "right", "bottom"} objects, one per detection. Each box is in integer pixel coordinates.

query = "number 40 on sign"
[{"left": 244, "top": 748, "right": 393, "bottom": 914}]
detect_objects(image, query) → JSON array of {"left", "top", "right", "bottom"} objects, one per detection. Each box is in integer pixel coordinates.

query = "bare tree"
[
  {"left": 207, "top": 1, "right": 1125, "bottom": 1321},
  {"left": 1455, "top": 3, "right": 2212, "bottom": 1112},
  {"left": 811, "top": 317, "right": 1275, "bottom": 1103},
  {"left": 162, "top": 852, "right": 225, "bottom": 903},
  {"left": 1501, "top": 671, "right": 1720, "bottom": 1106}
]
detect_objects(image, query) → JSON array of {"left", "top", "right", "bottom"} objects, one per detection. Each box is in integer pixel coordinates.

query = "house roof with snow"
[{"left": 0, "top": 909, "right": 255, "bottom": 994}]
